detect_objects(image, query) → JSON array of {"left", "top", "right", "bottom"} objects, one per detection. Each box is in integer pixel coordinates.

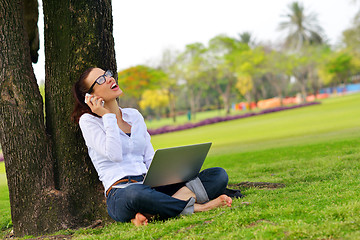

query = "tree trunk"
[
  {"left": 224, "top": 81, "right": 234, "bottom": 115},
  {"left": 299, "top": 80, "right": 307, "bottom": 102},
  {"left": 0, "top": 0, "right": 65, "bottom": 236},
  {"left": 312, "top": 83, "right": 319, "bottom": 99},
  {"left": 188, "top": 88, "right": 196, "bottom": 120},
  {"left": 194, "top": 88, "right": 203, "bottom": 114},
  {"left": 0, "top": 0, "right": 117, "bottom": 237},
  {"left": 214, "top": 77, "right": 234, "bottom": 115},
  {"left": 168, "top": 88, "right": 176, "bottom": 123},
  {"left": 309, "top": 69, "right": 319, "bottom": 98},
  {"left": 23, "top": 0, "right": 40, "bottom": 63},
  {"left": 43, "top": 0, "right": 117, "bottom": 231},
  {"left": 222, "top": 94, "right": 230, "bottom": 115}
]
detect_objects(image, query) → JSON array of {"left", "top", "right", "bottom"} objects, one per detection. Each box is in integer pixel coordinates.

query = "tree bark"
[
  {"left": 23, "top": 0, "right": 40, "bottom": 63},
  {"left": 0, "top": 0, "right": 117, "bottom": 236},
  {"left": 43, "top": 0, "right": 117, "bottom": 231},
  {"left": 0, "top": 0, "right": 65, "bottom": 236}
]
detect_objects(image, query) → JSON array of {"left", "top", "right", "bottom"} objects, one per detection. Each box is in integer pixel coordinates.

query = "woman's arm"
[{"left": 79, "top": 113, "right": 123, "bottom": 162}]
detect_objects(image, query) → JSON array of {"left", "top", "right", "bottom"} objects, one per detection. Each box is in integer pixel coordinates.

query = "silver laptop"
[{"left": 143, "top": 142, "right": 212, "bottom": 187}]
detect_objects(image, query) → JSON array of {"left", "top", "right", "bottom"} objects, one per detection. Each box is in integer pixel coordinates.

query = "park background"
[
  {"left": 35, "top": 0, "right": 360, "bottom": 124},
  {"left": 1, "top": 0, "right": 360, "bottom": 239}
]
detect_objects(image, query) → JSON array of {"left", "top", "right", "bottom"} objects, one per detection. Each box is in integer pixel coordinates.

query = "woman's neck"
[
  {"left": 105, "top": 100, "right": 121, "bottom": 116},
  {"left": 105, "top": 99, "right": 130, "bottom": 129}
]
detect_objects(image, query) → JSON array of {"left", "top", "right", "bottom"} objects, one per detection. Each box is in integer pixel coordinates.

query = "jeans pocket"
[{"left": 111, "top": 188, "right": 118, "bottom": 197}]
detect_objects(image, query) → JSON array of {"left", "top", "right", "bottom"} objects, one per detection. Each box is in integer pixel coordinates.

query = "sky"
[{"left": 33, "top": 0, "right": 358, "bottom": 84}]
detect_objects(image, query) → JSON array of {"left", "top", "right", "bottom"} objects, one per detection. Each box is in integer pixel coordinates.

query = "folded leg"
[{"left": 106, "top": 184, "right": 194, "bottom": 222}]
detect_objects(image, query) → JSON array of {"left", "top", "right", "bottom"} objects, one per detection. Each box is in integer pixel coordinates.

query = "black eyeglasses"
[{"left": 87, "top": 70, "right": 113, "bottom": 93}]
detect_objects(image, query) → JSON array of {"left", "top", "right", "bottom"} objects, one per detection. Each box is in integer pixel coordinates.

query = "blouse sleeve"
[
  {"left": 79, "top": 113, "right": 123, "bottom": 162},
  {"left": 134, "top": 110, "right": 155, "bottom": 169},
  {"left": 143, "top": 130, "right": 155, "bottom": 169}
]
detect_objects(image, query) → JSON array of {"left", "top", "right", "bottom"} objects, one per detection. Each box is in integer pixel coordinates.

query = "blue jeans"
[{"left": 106, "top": 167, "right": 229, "bottom": 222}]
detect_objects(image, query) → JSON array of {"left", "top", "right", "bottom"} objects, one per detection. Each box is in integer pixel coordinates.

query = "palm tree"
[
  {"left": 278, "top": 1, "right": 325, "bottom": 51},
  {"left": 238, "top": 31, "right": 255, "bottom": 47}
]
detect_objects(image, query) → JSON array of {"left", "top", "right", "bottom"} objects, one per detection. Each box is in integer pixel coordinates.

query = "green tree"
[
  {"left": 118, "top": 65, "right": 166, "bottom": 107},
  {"left": 291, "top": 52, "right": 311, "bottom": 101},
  {"left": 340, "top": 7, "right": 360, "bottom": 84},
  {"left": 0, "top": 0, "right": 116, "bottom": 236},
  {"left": 278, "top": 1, "right": 324, "bottom": 51},
  {"left": 234, "top": 46, "right": 265, "bottom": 105},
  {"left": 342, "top": 11, "right": 360, "bottom": 54},
  {"left": 178, "top": 42, "right": 208, "bottom": 119},
  {"left": 318, "top": 51, "right": 355, "bottom": 87},
  {"left": 304, "top": 45, "right": 332, "bottom": 96},
  {"left": 263, "top": 49, "right": 292, "bottom": 105},
  {"left": 343, "top": 27, "right": 360, "bottom": 54},
  {"left": 235, "top": 74, "right": 253, "bottom": 103},
  {"left": 139, "top": 89, "right": 170, "bottom": 118},
  {"left": 288, "top": 45, "right": 329, "bottom": 102},
  {"left": 238, "top": 31, "right": 256, "bottom": 48},
  {"left": 157, "top": 48, "right": 182, "bottom": 122},
  {"left": 207, "top": 35, "right": 249, "bottom": 114}
]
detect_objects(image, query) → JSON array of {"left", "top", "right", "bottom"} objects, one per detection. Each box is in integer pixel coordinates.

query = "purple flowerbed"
[
  {"left": 148, "top": 101, "right": 321, "bottom": 136},
  {"left": 0, "top": 154, "right": 3, "bottom": 162}
]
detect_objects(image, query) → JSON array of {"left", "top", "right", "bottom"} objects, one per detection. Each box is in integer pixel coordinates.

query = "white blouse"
[{"left": 79, "top": 108, "right": 155, "bottom": 194}]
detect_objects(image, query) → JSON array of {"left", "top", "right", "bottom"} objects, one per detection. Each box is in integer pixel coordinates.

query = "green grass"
[
  {"left": 1, "top": 93, "right": 360, "bottom": 239},
  {"left": 0, "top": 162, "right": 11, "bottom": 232},
  {"left": 70, "top": 137, "right": 360, "bottom": 240},
  {"left": 151, "top": 93, "right": 360, "bottom": 156}
]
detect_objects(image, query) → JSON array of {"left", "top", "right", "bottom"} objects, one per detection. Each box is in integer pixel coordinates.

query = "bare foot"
[
  {"left": 194, "top": 194, "right": 232, "bottom": 212},
  {"left": 131, "top": 213, "right": 148, "bottom": 226}
]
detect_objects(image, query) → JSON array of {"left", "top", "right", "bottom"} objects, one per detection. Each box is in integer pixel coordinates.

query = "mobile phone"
[{"left": 85, "top": 93, "right": 104, "bottom": 106}]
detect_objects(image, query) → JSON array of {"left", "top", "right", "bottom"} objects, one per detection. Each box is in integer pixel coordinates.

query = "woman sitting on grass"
[{"left": 71, "top": 67, "right": 232, "bottom": 226}]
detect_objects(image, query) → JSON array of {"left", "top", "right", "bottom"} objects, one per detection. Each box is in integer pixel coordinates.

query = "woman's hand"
[{"left": 85, "top": 95, "right": 110, "bottom": 117}]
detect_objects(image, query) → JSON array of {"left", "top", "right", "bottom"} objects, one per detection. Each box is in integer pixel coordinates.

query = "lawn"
[
  {"left": 1, "top": 93, "right": 360, "bottom": 239},
  {"left": 150, "top": 93, "right": 360, "bottom": 156},
  {"left": 0, "top": 161, "right": 10, "bottom": 233}
]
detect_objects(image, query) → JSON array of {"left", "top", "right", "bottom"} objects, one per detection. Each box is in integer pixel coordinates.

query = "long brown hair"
[{"left": 71, "top": 67, "right": 100, "bottom": 123}]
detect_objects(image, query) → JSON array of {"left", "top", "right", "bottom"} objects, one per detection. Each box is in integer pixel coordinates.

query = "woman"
[{"left": 71, "top": 67, "right": 232, "bottom": 226}]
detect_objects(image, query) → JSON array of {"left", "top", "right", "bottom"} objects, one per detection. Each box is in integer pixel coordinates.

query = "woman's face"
[{"left": 85, "top": 68, "right": 123, "bottom": 102}]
